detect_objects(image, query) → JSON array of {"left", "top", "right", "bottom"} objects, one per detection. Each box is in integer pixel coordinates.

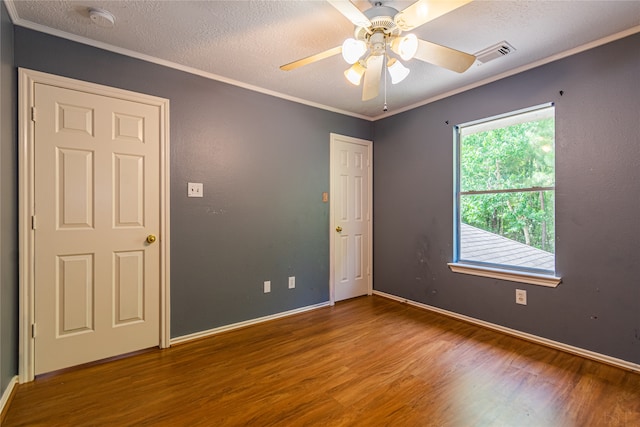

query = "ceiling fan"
[{"left": 280, "top": 0, "right": 476, "bottom": 102}]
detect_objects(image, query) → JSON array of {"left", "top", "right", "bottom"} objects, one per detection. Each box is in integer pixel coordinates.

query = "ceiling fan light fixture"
[
  {"left": 387, "top": 58, "right": 410, "bottom": 84},
  {"left": 391, "top": 34, "right": 418, "bottom": 61},
  {"left": 344, "top": 62, "right": 366, "bottom": 86},
  {"left": 341, "top": 38, "right": 367, "bottom": 64}
]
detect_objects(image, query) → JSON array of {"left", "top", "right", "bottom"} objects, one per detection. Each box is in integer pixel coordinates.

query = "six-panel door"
[
  {"left": 333, "top": 136, "right": 371, "bottom": 301},
  {"left": 34, "top": 83, "right": 161, "bottom": 374}
]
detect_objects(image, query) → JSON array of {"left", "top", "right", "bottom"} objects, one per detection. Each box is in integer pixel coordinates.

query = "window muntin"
[{"left": 455, "top": 104, "right": 555, "bottom": 274}]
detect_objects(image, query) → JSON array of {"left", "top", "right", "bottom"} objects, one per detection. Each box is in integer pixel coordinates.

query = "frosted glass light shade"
[
  {"left": 391, "top": 34, "right": 418, "bottom": 61},
  {"left": 387, "top": 58, "right": 410, "bottom": 84},
  {"left": 342, "top": 38, "right": 367, "bottom": 64},
  {"left": 344, "top": 62, "right": 366, "bottom": 85}
]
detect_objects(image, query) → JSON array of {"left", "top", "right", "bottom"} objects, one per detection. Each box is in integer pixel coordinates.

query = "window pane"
[
  {"left": 460, "top": 106, "right": 554, "bottom": 137},
  {"left": 460, "top": 190, "right": 555, "bottom": 271},
  {"left": 456, "top": 104, "right": 556, "bottom": 273},
  {"left": 460, "top": 113, "right": 555, "bottom": 192}
]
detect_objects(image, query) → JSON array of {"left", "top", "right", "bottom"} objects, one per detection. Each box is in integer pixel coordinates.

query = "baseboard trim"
[
  {"left": 0, "top": 376, "right": 19, "bottom": 422},
  {"left": 373, "top": 290, "right": 640, "bottom": 373},
  {"left": 170, "top": 301, "right": 332, "bottom": 345}
]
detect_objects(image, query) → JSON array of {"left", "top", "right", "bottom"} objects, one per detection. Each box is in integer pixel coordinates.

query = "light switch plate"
[{"left": 188, "top": 182, "right": 203, "bottom": 197}]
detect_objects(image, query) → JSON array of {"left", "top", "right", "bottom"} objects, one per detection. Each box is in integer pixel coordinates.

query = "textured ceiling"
[{"left": 7, "top": 0, "right": 640, "bottom": 119}]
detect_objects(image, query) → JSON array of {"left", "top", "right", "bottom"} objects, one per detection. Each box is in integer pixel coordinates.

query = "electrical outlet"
[
  {"left": 264, "top": 281, "right": 271, "bottom": 293},
  {"left": 516, "top": 289, "right": 527, "bottom": 305},
  {"left": 188, "top": 182, "right": 203, "bottom": 197},
  {"left": 288, "top": 276, "right": 295, "bottom": 289}
]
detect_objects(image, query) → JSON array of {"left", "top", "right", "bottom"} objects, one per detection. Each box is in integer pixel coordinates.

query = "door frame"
[
  {"left": 18, "top": 68, "right": 171, "bottom": 383},
  {"left": 329, "top": 133, "right": 373, "bottom": 305}
]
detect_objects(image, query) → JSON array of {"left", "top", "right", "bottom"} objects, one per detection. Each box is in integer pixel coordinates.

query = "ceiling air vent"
[{"left": 475, "top": 41, "right": 516, "bottom": 65}]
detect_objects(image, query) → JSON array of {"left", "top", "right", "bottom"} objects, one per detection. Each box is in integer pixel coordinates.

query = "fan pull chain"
[{"left": 383, "top": 54, "right": 388, "bottom": 112}]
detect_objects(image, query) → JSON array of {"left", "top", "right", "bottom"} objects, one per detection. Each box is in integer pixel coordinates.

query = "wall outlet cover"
[{"left": 516, "top": 289, "right": 527, "bottom": 305}]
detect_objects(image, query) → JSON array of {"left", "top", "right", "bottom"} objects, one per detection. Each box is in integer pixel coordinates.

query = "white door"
[
  {"left": 330, "top": 134, "right": 372, "bottom": 302},
  {"left": 33, "top": 83, "right": 161, "bottom": 374}
]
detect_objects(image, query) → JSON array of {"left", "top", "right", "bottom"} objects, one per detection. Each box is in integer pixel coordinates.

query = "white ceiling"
[{"left": 6, "top": 0, "right": 640, "bottom": 119}]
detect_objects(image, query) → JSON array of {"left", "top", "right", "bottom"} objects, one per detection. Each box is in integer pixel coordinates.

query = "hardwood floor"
[{"left": 4, "top": 295, "right": 640, "bottom": 426}]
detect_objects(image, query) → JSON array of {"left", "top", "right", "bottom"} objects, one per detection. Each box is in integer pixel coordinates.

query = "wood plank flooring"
[{"left": 4, "top": 295, "right": 640, "bottom": 426}]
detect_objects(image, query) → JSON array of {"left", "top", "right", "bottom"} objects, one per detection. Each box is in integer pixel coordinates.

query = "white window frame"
[{"left": 448, "top": 103, "right": 561, "bottom": 287}]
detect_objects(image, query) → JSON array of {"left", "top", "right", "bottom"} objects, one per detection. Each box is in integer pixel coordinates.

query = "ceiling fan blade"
[
  {"left": 362, "top": 55, "right": 383, "bottom": 101},
  {"left": 280, "top": 46, "right": 342, "bottom": 71},
  {"left": 414, "top": 39, "right": 476, "bottom": 73},
  {"left": 327, "top": 0, "right": 371, "bottom": 28},
  {"left": 395, "top": 0, "right": 472, "bottom": 31}
]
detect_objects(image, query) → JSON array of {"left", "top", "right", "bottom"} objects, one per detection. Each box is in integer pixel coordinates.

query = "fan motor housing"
[{"left": 355, "top": 5, "right": 401, "bottom": 42}]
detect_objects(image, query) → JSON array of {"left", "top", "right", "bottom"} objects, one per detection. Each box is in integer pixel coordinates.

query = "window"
[{"left": 451, "top": 104, "right": 560, "bottom": 286}]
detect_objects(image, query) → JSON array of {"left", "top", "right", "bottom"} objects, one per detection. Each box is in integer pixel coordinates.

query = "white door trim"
[
  {"left": 18, "top": 68, "right": 171, "bottom": 383},
  {"left": 329, "top": 133, "right": 373, "bottom": 305}
]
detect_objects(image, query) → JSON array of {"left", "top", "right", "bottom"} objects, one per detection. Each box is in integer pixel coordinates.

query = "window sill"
[{"left": 447, "top": 263, "right": 561, "bottom": 287}]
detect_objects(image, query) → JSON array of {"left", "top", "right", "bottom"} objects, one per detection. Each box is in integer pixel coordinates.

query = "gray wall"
[
  {"left": 0, "top": 0, "right": 17, "bottom": 397},
  {"left": 14, "top": 27, "right": 372, "bottom": 338},
  {"left": 373, "top": 33, "right": 640, "bottom": 364}
]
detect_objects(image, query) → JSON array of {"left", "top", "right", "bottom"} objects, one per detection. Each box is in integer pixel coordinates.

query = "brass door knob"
[
  {"left": 336, "top": 226, "right": 343, "bottom": 233},
  {"left": 147, "top": 235, "right": 157, "bottom": 244}
]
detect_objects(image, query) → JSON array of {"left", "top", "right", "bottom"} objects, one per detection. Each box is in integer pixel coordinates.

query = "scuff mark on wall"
[{"left": 415, "top": 235, "right": 439, "bottom": 299}]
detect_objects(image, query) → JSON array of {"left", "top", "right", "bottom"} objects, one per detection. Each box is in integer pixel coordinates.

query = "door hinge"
[
  {"left": 32, "top": 323, "right": 37, "bottom": 338},
  {"left": 31, "top": 215, "right": 37, "bottom": 230},
  {"left": 31, "top": 106, "right": 37, "bottom": 122}
]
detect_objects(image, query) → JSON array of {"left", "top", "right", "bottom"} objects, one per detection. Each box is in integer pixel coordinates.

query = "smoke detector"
[{"left": 88, "top": 8, "right": 115, "bottom": 28}]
